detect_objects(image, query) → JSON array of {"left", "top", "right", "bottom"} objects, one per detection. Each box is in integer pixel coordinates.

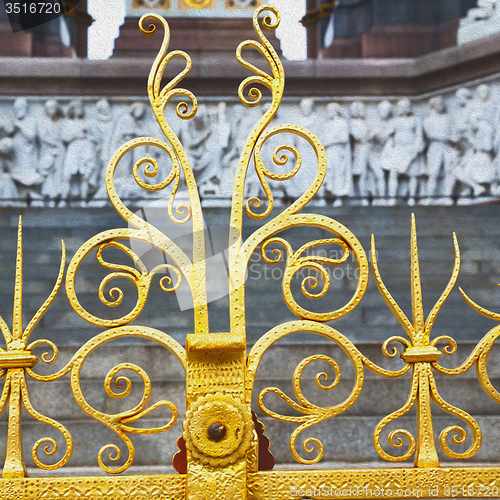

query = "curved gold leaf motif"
[
  {"left": 0, "top": 219, "right": 73, "bottom": 476},
  {"left": 368, "top": 215, "right": 486, "bottom": 466},
  {"left": 226, "top": 7, "right": 369, "bottom": 335},
  {"left": 27, "top": 325, "right": 185, "bottom": 474},
  {"left": 23, "top": 242, "right": 65, "bottom": 344},
  {"left": 66, "top": 14, "right": 208, "bottom": 332},
  {"left": 20, "top": 373, "right": 73, "bottom": 470},
  {"left": 260, "top": 236, "right": 359, "bottom": 318},
  {"left": 429, "top": 373, "right": 481, "bottom": 459},
  {"left": 247, "top": 320, "right": 412, "bottom": 465},
  {"left": 372, "top": 367, "right": 418, "bottom": 462},
  {"left": 248, "top": 321, "right": 364, "bottom": 465}
]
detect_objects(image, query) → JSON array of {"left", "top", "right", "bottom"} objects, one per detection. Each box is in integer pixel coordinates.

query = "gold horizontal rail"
[
  {"left": 249, "top": 467, "right": 500, "bottom": 499},
  {"left": 0, "top": 474, "right": 186, "bottom": 499}
]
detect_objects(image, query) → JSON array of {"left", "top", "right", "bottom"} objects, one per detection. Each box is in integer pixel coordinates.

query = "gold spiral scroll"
[
  {"left": 0, "top": 218, "right": 72, "bottom": 477},
  {"left": 26, "top": 325, "right": 186, "bottom": 474},
  {"left": 370, "top": 215, "right": 481, "bottom": 467},
  {"left": 247, "top": 320, "right": 414, "bottom": 466},
  {"left": 67, "top": 13, "right": 209, "bottom": 334},
  {"left": 247, "top": 320, "right": 365, "bottom": 465},
  {"left": 227, "top": 5, "right": 369, "bottom": 336}
]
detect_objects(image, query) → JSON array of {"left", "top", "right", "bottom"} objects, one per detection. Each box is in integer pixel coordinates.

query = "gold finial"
[{"left": 12, "top": 216, "right": 23, "bottom": 341}]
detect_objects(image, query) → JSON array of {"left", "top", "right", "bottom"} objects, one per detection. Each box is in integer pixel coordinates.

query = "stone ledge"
[{"left": 1, "top": 30, "right": 500, "bottom": 96}]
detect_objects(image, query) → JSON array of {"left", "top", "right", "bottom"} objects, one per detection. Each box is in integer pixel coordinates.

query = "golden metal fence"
[{"left": 0, "top": 6, "right": 500, "bottom": 499}]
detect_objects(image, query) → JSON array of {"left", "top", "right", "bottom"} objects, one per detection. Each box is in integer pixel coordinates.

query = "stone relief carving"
[
  {"left": 458, "top": 0, "right": 500, "bottom": 44},
  {"left": 349, "top": 101, "right": 370, "bottom": 203},
  {"left": 322, "top": 103, "right": 350, "bottom": 206},
  {"left": 61, "top": 99, "right": 99, "bottom": 205},
  {"left": 462, "top": 0, "right": 498, "bottom": 24},
  {"left": 422, "top": 96, "right": 456, "bottom": 202},
  {"left": 0, "top": 85, "right": 500, "bottom": 207},
  {"left": 38, "top": 99, "right": 64, "bottom": 202}
]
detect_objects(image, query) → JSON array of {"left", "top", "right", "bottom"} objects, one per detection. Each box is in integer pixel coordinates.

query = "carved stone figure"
[
  {"left": 289, "top": 98, "right": 322, "bottom": 200},
  {"left": 93, "top": 99, "right": 114, "bottom": 167},
  {"left": 0, "top": 137, "right": 19, "bottom": 205},
  {"left": 369, "top": 100, "right": 393, "bottom": 202},
  {"left": 457, "top": 108, "right": 494, "bottom": 196},
  {"left": 380, "top": 98, "right": 425, "bottom": 205},
  {"left": 38, "top": 99, "right": 65, "bottom": 200},
  {"left": 185, "top": 103, "right": 212, "bottom": 175},
  {"left": 61, "top": 99, "right": 99, "bottom": 204},
  {"left": 471, "top": 84, "right": 492, "bottom": 123},
  {"left": 197, "top": 102, "right": 231, "bottom": 197},
  {"left": 349, "top": 101, "right": 371, "bottom": 202},
  {"left": 458, "top": 0, "right": 500, "bottom": 45},
  {"left": 322, "top": 103, "right": 350, "bottom": 205},
  {"left": 462, "top": 0, "right": 497, "bottom": 24},
  {"left": 0, "top": 113, "right": 15, "bottom": 138},
  {"left": 96, "top": 101, "right": 148, "bottom": 201},
  {"left": 454, "top": 87, "right": 474, "bottom": 153},
  {"left": 11, "top": 97, "right": 42, "bottom": 188},
  {"left": 422, "top": 96, "right": 457, "bottom": 202}
]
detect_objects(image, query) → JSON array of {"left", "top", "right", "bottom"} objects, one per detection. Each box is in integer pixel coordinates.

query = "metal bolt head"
[{"left": 207, "top": 421, "right": 226, "bottom": 442}]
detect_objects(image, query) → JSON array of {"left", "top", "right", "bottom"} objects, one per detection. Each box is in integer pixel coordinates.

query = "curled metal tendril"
[
  {"left": 382, "top": 336, "right": 412, "bottom": 359},
  {"left": 69, "top": 327, "right": 183, "bottom": 473},
  {"left": 294, "top": 355, "right": 341, "bottom": 407},
  {"left": 25, "top": 327, "right": 185, "bottom": 473},
  {"left": 246, "top": 141, "right": 301, "bottom": 219},
  {"left": 258, "top": 354, "right": 354, "bottom": 464},
  {"left": 20, "top": 375, "right": 73, "bottom": 470},
  {"left": 237, "top": 49, "right": 276, "bottom": 107},
  {"left": 139, "top": 14, "right": 197, "bottom": 119},
  {"left": 92, "top": 362, "right": 178, "bottom": 473},
  {"left": 27, "top": 339, "right": 59, "bottom": 365},
  {"left": 315, "top": 363, "right": 341, "bottom": 391},
  {"left": 429, "top": 374, "right": 481, "bottom": 459},
  {"left": 260, "top": 236, "right": 351, "bottom": 318},
  {"left": 98, "top": 443, "right": 129, "bottom": 474},
  {"left": 95, "top": 240, "right": 181, "bottom": 317},
  {"left": 430, "top": 335, "right": 458, "bottom": 356},
  {"left": 65, "top": 11, "right": 206, "bottom": 328},
  {"left": 156, "top": 51, "right": 197, "bottom": 119},
  {"left": 246, "top": 124, "right": 326, "bottom": 220},
  {"left": 105, "top": 364, "right": 135, "bottom": 400},
  {"left": 128, "top": 138, "right": 191, "bottom": 225},
  {"left": 32, "top": 438, "right": 58, "bottom": 468},
  {"left": 236, "top": 6, "right": 281, "bottom": 106},
  {"left": 373, "top": 373, "right": 418, "bottom": 462},
  {"left": 294, "top": 435, "right": 323, "bottom": 466},
  {"left": 249, "top": 321, "right": 365, "bottom": 465}
]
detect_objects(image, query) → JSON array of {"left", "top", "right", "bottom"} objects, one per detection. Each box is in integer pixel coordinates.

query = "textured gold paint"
[{"left": 1, "top": 5, "right": 500, "bottom": 499}]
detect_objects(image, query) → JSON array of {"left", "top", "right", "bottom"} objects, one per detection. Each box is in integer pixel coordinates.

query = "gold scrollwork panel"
[
  {"left": 248, "top": 468, "right": 500, "bottom": 500},
  {"left": 0, "top": 475, "right": 186, "bottom": 500},
  {"left": 247, "top": 320, "right": 411, "bottom": 465},
  {"left": 27, "top": 326, "right": 186, "bottom": 474}
]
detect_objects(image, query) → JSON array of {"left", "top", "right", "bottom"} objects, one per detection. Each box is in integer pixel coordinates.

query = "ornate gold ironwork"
[
  {"left": 0, "top": 217, "right": 70, "bottom": 478},
  {"left": 2, "top": 5, "right": 500, "bottom": 500}
]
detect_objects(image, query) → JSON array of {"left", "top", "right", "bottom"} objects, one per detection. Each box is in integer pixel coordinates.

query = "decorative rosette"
[{"left": 183, "top": 393, "right": 254, "bottom": 467}]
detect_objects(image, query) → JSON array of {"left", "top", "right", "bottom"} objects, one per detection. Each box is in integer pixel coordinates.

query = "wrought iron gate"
[{"left": 1, "top": 5, "right": 500, "bottom": 499}]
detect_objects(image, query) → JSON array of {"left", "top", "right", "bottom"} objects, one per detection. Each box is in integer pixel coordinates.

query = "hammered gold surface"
[
  {"left": 3, "top": 4, "right": 500, "bottom": 499},
  {"left": 248, "top": 468, "right": 500, "bottom": 499},
  {"left": 184, "top": 393, "right": 253, "bottom": 466},
  {"left": 0, "top": 475, "right": 186, "bottom": 500}
]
